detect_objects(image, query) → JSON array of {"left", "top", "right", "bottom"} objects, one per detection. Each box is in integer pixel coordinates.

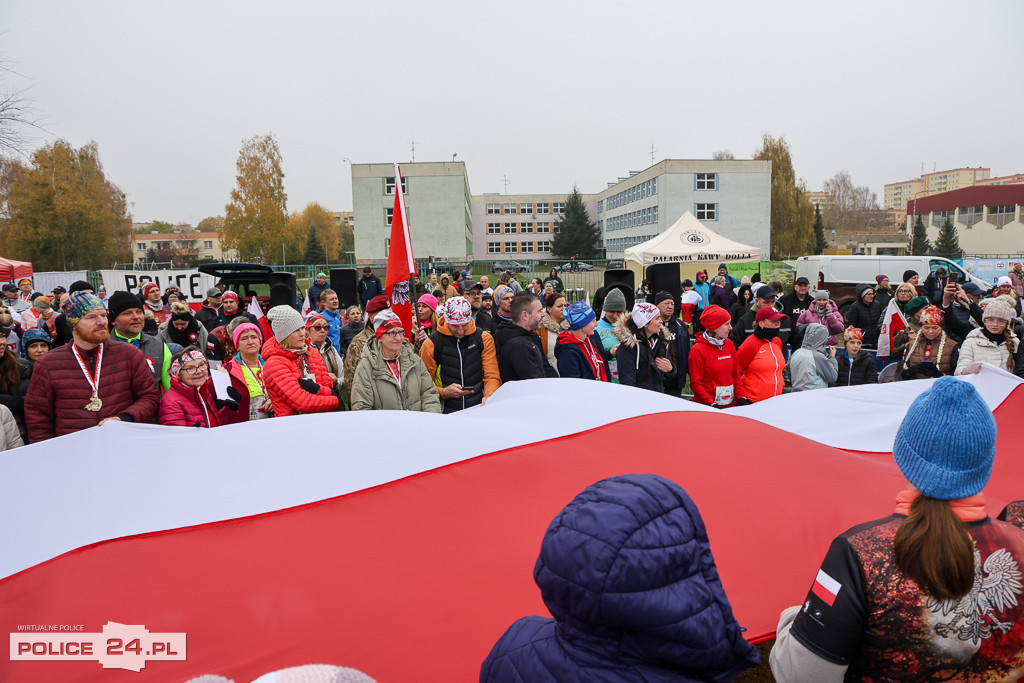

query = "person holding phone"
[{"left": 418, "top": 296, "right": 500, "bottom": 413}]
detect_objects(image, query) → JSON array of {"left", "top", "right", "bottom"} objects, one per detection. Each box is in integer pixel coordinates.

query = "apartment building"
[
  {"left": 351, "top": 162, "right": 472, "bottom": 262},
  {"left": 469, "top": 193, "right": 588, "bottom": 260},
  {"left": 132, "top": 230, "right": 234, "bottom": 267}
]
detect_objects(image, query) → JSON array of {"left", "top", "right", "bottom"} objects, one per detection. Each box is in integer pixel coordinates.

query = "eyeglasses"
[
  {"left": 383, "top": 329, "right": 405, "bottom": 338},
  {"left": 181, "top": 364, "right": 207, "bottom": 375},
  {"left": 309, "top": 324, "right": 329, "bottom": 331}
]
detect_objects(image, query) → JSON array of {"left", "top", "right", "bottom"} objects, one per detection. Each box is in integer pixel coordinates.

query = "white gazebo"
[{"left": 624, "top": 212, "right": 762, "bottom": 267}]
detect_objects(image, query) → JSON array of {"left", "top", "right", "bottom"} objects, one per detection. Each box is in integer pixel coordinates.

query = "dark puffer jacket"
[
  {"left": 25, "top": 340, "right": 161, "bottom": 442},
  {"left": 832, "top": 349, "right": 878, "bottom": 386},
  {"left": 481, "top": 474, "right": 760, "bottom": 682},
  {"left": 843, "top": 284, "right": 882, "bottom": 346}
]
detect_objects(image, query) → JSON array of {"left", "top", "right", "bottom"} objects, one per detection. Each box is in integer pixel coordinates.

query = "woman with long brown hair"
[
  {"left": 771, "top": 377, "right": 1024, "bottom": 679},
  {"left": 0, "top": 311, "right": 32, "bottom": 442}
]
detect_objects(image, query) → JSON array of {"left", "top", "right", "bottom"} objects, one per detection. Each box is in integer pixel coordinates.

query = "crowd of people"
[
  {"left": 0, "top": 261, "right": 1021, "bottom": 450},
  {"left": 4, "top": 264, "right": 1023, "bottom": 679}
]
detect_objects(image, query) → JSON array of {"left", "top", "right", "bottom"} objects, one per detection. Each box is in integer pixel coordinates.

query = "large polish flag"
[
  {"left": 384, "top": 163, "right": 416, "bottom": 339},
  {"left": 2, "top": 366, "right": 1022, "bottom": 681}
]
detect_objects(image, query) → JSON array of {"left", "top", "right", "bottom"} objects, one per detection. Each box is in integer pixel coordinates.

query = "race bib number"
[{"left": 714, "top": 384, "right": 734, "bottom": 406}]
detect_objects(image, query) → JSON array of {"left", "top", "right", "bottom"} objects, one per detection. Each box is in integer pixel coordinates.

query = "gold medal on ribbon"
[{"left": 85, "top": 397, "right": 103, "bottom": 412}]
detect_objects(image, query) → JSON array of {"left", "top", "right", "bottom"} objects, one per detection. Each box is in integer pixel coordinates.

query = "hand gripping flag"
[
  {"left": 877, "top": 297, "right": 908, "bottom": 358},
  {"left": 385, "top": 164, "right": 417, "bottom": 339}
]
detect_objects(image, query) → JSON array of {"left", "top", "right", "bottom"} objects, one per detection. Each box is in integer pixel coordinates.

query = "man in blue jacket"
[
  {"left": 358, "top": 267, "right": 384, "bottom": 308},
  {"left": 481, "top": 474, "right": 759, "bottom": 682}
]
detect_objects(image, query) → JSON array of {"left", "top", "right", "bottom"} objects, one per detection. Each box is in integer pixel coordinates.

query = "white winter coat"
[{"left": 954, "top": 327, "right": 1019, "bottom": 375}]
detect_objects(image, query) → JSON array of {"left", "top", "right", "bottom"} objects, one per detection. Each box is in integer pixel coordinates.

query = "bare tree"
[
  {"left": 821, "top": 170, "right": 883, "bottom": 235},
  {"left": 0, "top": 58, "right": 46, "bottom": 158},
  {"left": 712, "top": 150, "right": 735, "bottom": 160}
]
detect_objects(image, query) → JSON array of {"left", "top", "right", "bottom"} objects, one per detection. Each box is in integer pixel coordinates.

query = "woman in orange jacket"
[{"left": 736, "top": 306, "right": 787, "bottom": 402}]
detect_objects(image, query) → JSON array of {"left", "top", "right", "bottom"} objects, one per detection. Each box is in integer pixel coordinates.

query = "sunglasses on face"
[{"left": 309, "top": 324, "right": 329, "bottom": 331}]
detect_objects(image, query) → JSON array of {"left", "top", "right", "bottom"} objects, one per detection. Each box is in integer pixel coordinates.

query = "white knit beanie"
[
  {"left": 267, "top": 305, "right": 305, "bottom": 343},
  {"left": 982, "top": 298, "right": 1015, "bottom": 322}
]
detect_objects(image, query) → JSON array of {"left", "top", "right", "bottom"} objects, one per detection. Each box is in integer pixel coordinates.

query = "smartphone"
[{"left": 948, "top": 272, "right": 959, "bottom": 285}]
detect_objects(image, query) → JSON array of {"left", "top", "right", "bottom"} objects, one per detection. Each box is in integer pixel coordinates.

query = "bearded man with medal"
[{"left": 24, "top": 292, "right": 161, "bottom": 442}]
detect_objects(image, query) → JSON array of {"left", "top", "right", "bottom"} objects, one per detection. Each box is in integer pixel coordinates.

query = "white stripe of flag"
[{"left": 812, "top": 569, "right": 841, "bottom": 606}]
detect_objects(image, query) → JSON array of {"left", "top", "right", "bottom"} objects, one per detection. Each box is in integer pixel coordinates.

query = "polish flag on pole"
[
  {"left": 385, "top": 163, "right": 417, "bottom": 339},
  {"left": 877, "top": 297, "right": 908, "bottom": 358}
]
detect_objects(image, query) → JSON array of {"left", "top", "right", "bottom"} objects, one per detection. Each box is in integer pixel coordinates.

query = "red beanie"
[{"left": 700, "top": 304, "right": 731, "bottom": 331}]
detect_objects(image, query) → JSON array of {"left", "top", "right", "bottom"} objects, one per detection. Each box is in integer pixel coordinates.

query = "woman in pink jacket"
[{"left": 159, "top": 347, "right": 247, "bottom": 427}]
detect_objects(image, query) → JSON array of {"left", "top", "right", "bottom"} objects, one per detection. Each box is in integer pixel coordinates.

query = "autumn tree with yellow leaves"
[
  {"left": 223, "top": 133, "right": 288, "bottom": 263},
  {"left": 1, "top": 140, "right": 131, "bottom": 269},
  {"left": 752, "top": 133, "right": 815, "bottom": 259}
]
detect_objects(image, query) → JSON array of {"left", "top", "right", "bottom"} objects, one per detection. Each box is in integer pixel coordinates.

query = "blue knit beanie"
[
  {"left": 563, "top": 301, "right": 596, "bottom": 331},
  {"left": 893, "top": 377, "right": 996, "bottom": 500}
]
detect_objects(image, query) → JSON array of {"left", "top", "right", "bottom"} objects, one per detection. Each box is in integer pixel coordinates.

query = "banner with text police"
[{"left": 98, "top": 270, "right": 218, "bottom": 301}]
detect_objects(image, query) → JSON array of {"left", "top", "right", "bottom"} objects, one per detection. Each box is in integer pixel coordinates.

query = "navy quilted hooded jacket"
[{"left": 480, "top": 474, "right": 759, "bottom": 682}]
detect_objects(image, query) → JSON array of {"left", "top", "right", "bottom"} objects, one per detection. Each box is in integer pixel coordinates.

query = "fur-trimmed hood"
[
  {"left": 540, "top": 312, "right": 570, "bottom": 334},
  {"left": 612, "top": 313, "right": 669, "bottom": 348}
]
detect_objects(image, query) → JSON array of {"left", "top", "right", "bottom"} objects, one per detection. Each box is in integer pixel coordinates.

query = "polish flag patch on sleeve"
[{"left": 812, "top": 568, "right": 842, "bottom": 606}]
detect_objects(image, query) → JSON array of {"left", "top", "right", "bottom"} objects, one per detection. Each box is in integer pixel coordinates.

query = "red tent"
[{"left": 0, "top": 257, "right": 33, "bottom": 281}]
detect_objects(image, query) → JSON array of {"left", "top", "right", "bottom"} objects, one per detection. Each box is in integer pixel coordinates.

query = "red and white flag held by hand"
[
  {"left": 877, "top": 298, "right": 907, "bottom": 358},
  {"left": 385, "top": 163, "right": 417, "bottom": 339}
]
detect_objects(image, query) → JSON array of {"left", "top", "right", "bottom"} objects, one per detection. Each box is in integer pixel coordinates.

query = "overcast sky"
[{"left": 3, "top": 1, "right": 1022, "bottom": 224}]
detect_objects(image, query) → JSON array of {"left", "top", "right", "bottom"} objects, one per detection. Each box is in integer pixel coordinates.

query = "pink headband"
[
  {"left": 232, "top": 322, "right": 262, "bottom": 349},
  {"left": 169, "top": 349, "right": 207, "bottom": 379}
]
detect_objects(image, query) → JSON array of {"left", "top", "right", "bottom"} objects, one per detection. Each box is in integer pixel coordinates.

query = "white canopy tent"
[{"left": 624, "top": 211, "right": 762, "bottom": 267}]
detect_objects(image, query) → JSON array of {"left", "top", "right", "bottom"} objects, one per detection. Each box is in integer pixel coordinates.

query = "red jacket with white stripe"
[
  {"left": 687, "top": 334, "right": 744, "bottom": 407},
  {"left": 736, "top": 334, "right": 785, "bottom": 403}
]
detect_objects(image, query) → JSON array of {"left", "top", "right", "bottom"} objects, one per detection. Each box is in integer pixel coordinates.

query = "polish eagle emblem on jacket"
[{"left": 927, "top": 547, "right": 1022, "bottom": 644}]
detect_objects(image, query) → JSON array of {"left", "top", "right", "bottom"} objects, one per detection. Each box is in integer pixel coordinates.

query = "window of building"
[
  {"left": 487, "top": 222, "right": 501, "bottom": 234},
  {"left": 537, "top": 222, "right": 550, "bottom": 233},
  {"left": 504, "top": 223, "right": 517, "bottom": 234},
  {"left": 204, "top": 241, "right": 213, "bottom": 249},
  {"left": 385, "top": 208, "right": 394, "bottom": 226},
  {"left": 487, "top": 203, "right": 500, "bottom": 215},
  {"left": 537, "top": 240, "right": 551, "bottom": 252},
  {"left": 504, "top": 203, "right": 517, "bottom": 214},
  {"left": 504, "top": 242, "right": 517, "bottom": 253},
  {"left": 137, "top": 242, "right": 146, "bottom": 250},
  {"left": 521, "top": 222, "right": 534, "bottom": 233},
  {"left": 931, "top": 209, "right": 954, "bottom": 227},
  {"left": 597, "top": 200, "right": 604, "bottom": 213},
  {"left": 958, "top": 205, "right": 983, "bottom": 228},
  {"left": 536, "top": 202, "right": 550, "bottom": 214},
  {"left": 488, "top": 242, "right": 501, "bottom": 254},
  {"left": 520, "top": 202, "right": 533, "bottom": 214},
  {"left": 652, "top": 177, "right": 658, "bottom": 194},
  {"left": 553, "top": 202, "right": 565, "bottom": 214},
  {"left": 521, "top": 242, "right": 535, "bottom": 253},
  {"left": 384, "top": 176, "right": 407, "bottom": 195},
  {"left": 695, "top": 203, "right": 717, "bottom": 221},
  {"left": 553, "top": 222, "right": 561, "bottom": 233},
  {"left": 989, "top": 204, "right": 1015, "bottom": 228},
  {"left": 696, "top": 173, "right": 718, "bottom": 190}
]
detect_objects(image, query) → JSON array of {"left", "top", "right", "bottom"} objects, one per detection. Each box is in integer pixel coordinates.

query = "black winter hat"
[
  {"left": 69, "top": 280, "right": 94, "bottom": 293},
  {"left": 902, "top": 270, "right": 918, "bottom": 283},
  {"left": 107, "top": 290, "right": 143, "bottom": 320}
]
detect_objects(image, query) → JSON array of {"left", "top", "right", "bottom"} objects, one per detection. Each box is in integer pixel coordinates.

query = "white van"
[{"left": 794, "top": 255, "right": 991, "bottom": 311}]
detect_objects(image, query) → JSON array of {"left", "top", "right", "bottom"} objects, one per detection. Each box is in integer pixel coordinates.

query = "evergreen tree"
[
  {"left": 551, "top": 185, "right": 601, "bottom": 259},
  {"left": 813, "top": 204, "right": 827, "bottom": 255},
  {"left": 910, "top": 214, "right": 931, "bottom": 255},
  {"left": 303, "top": 228, "right": 327, "bottom": 265},
  {"left": 933, "top": 218, "right": 962, "bottom": 259}
]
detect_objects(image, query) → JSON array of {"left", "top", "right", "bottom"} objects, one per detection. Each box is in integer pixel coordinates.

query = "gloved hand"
[
  {"left": 735, "top": 397, "right": 752, "bottom": 406},
  {"left": 298, "top": 378, "right": 321, "bottom": 395},
  {"left": 712, "top": 403, "right": 726, "bottom": 409},
  {"left": 215, "top": 385, "right": 242, "bottom": 411},
  {"left": 331, "top": 384, "right": 346, "bottom": 411}
]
